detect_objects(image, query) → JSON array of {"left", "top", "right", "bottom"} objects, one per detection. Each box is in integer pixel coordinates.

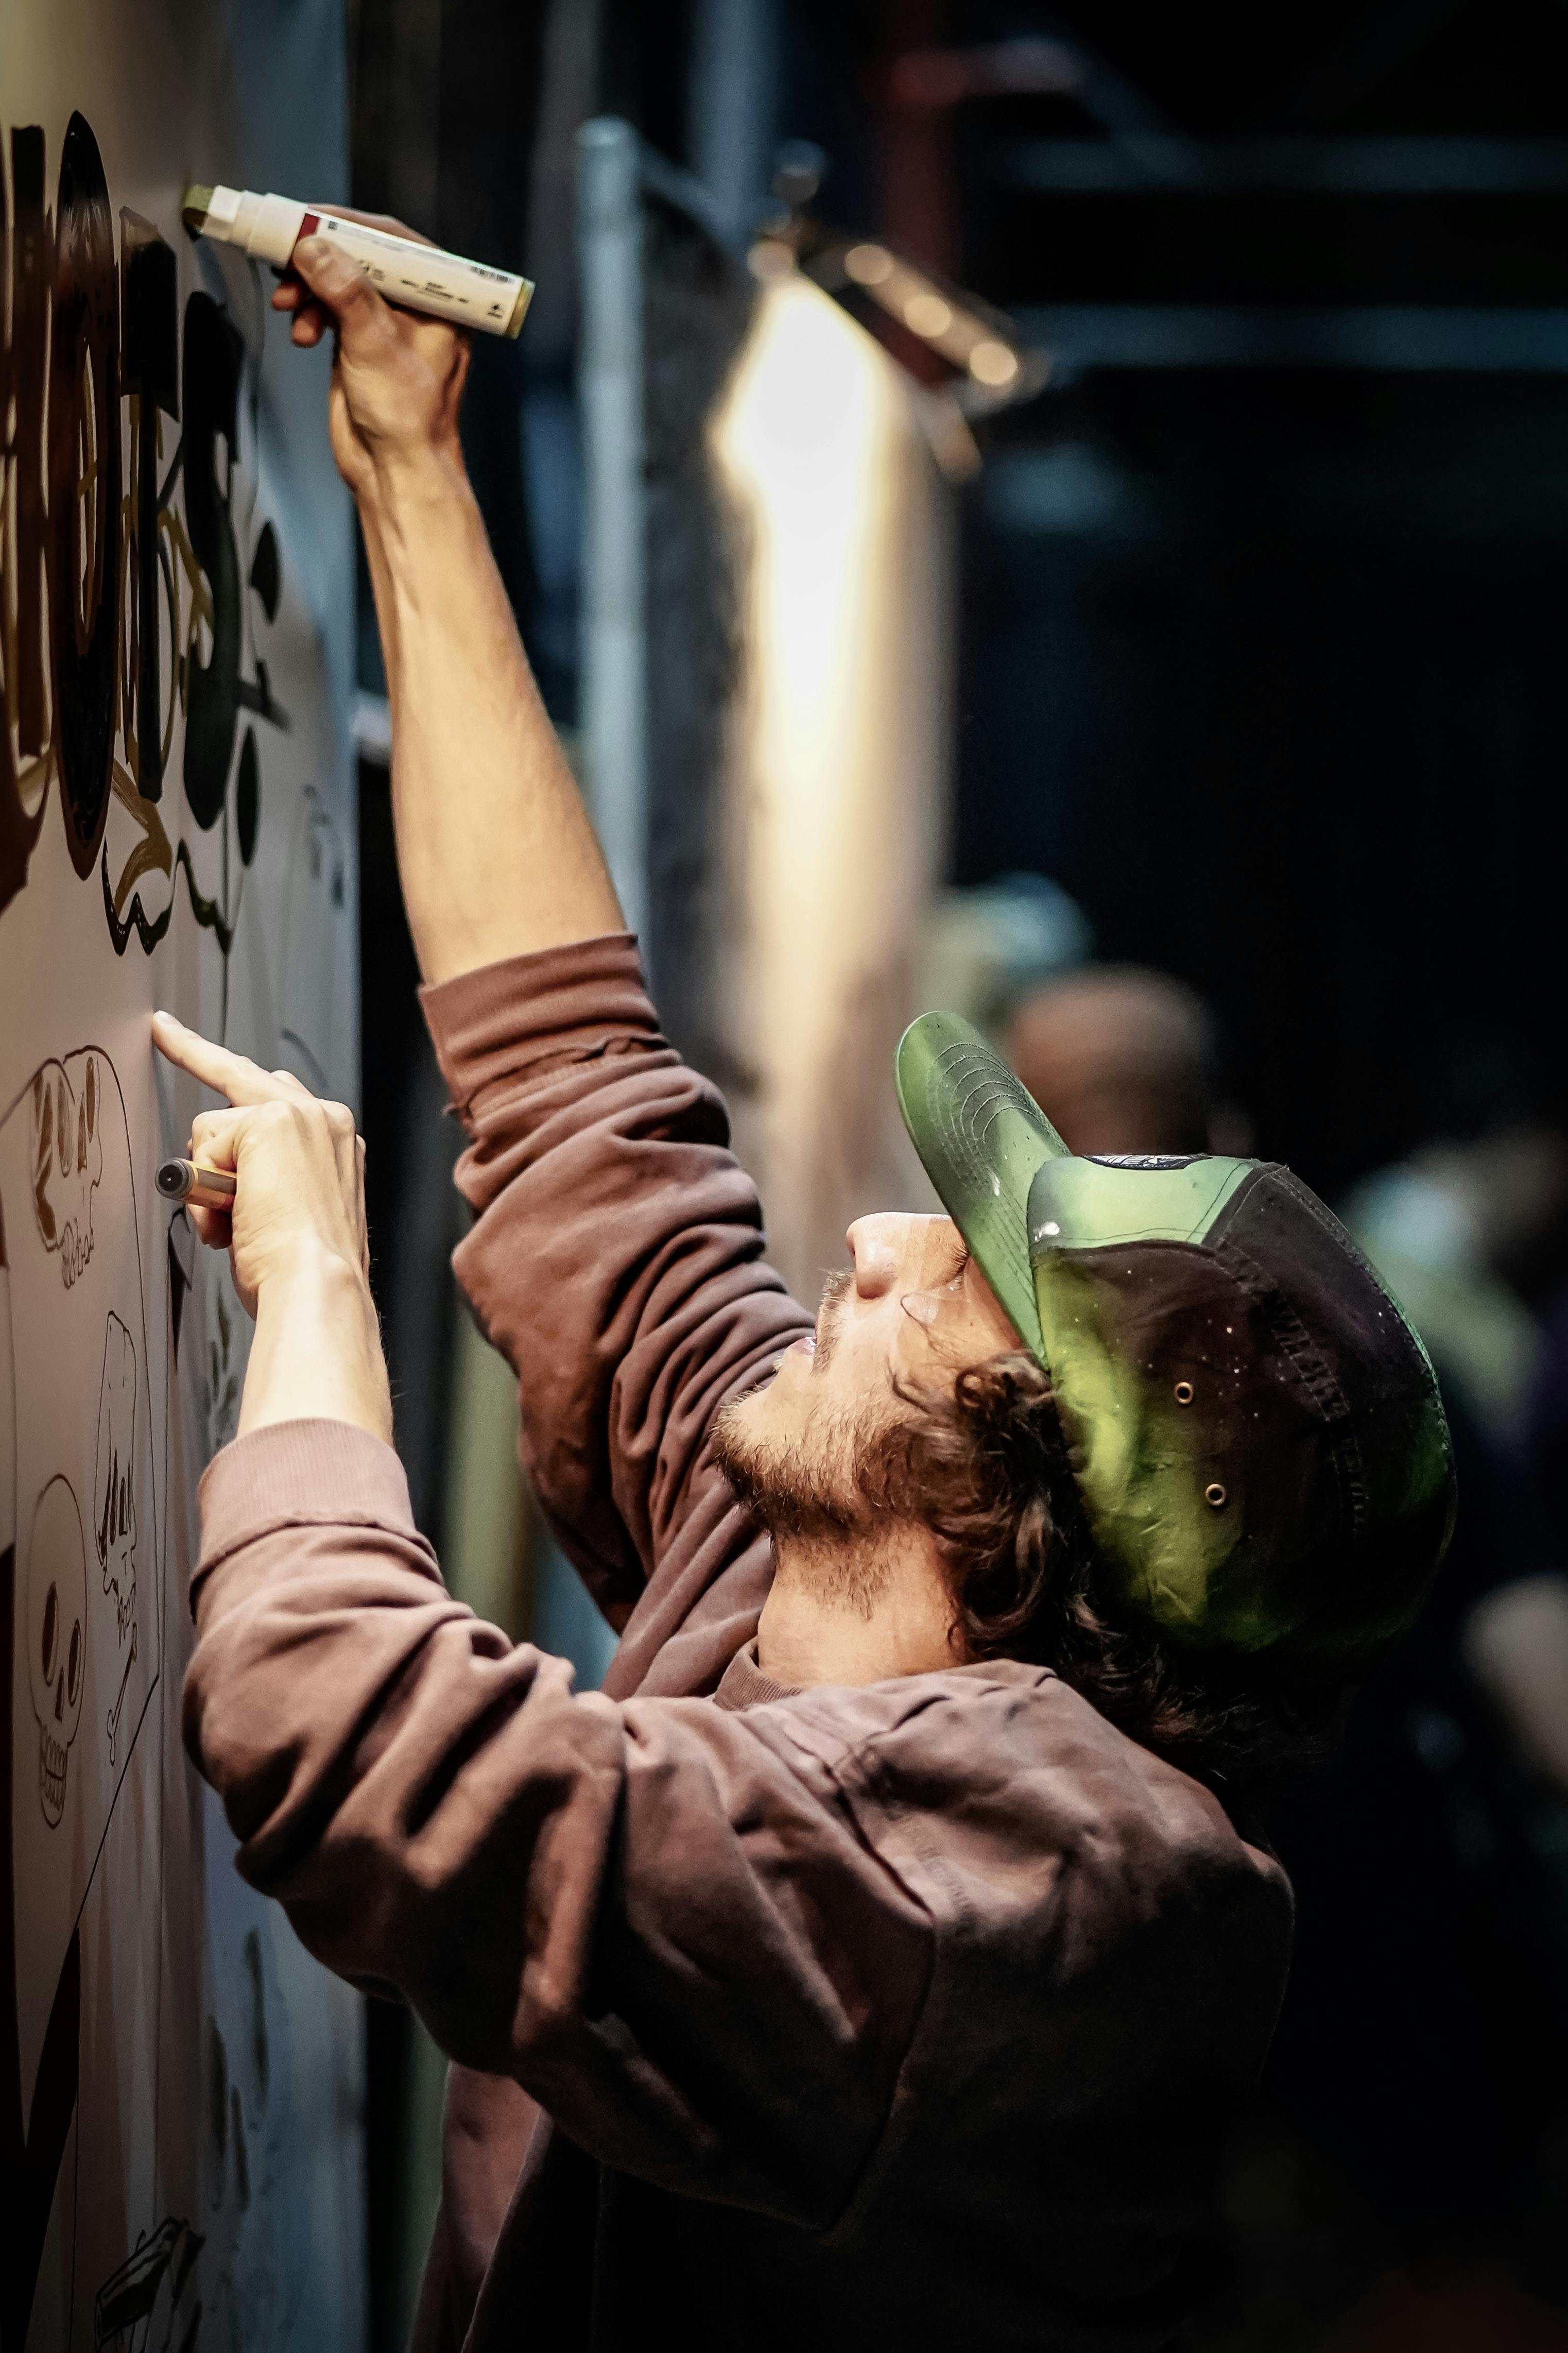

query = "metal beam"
[
  {"left": 688, "top": 0, "right": 778, "bottom": 250},
  {"left": 1015, "top": 304, "right": 1568, "bottom": 373},
  {"left": 997, "top": 137, "right": 1568, "bottom": 195},
  {"left": 577, "top": 118, "right": 648, "bottom": 941}
]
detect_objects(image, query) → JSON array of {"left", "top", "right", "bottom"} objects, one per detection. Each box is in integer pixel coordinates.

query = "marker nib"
[{"left": 181, "top": 184, "right": 214, "bottom": 236}]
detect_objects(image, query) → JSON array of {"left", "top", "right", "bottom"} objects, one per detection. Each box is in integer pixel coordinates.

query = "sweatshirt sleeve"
[
  {"left": 419, "top": 934, "right": 811, "bottom": 1624},
  {"left": 184, "top": 1423, "right": 933, "bottom": 2228}
]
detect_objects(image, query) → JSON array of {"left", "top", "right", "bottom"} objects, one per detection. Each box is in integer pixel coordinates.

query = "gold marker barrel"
[{"left": 157, "top": 1157, "right": 238, "bottom": 1211}]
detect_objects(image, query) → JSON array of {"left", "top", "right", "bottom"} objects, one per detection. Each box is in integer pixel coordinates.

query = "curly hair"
[{"left": 862, "top": 1351, "right": 1346, "bottom": 1797}]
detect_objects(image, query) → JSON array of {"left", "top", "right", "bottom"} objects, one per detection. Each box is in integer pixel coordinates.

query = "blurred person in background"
[
  {"left": 1008, "top": 965, "right": 1251, "bottom": 1161},
  {"left": 1267, "top": 1052, "right": 1568, "bottom": 2312},
  {"left": 1343, "top": 1050, "right": 1568, "bottom": 1834}
]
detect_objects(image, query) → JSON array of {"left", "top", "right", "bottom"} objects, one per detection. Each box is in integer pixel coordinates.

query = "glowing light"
[
  {"left": 903, "top": 292, "right": 952, "bottom": 338},
  {"left": 968, "top": 338, "right": 1019, "bottom": 386},
  {"left": 843, "top": 242, "right": 893, "bottom": 285},
  {"left": 710, "top": 276, "right": 951, "bottom": 1292},
  {"left": 748, "top": 236, "right": 794, "bottom": 282}
]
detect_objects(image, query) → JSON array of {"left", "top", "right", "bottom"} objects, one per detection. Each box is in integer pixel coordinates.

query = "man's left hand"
[
  {"left": 152, "top": 1012, "right": 368, "bottom": 1313},
  {"left": 152, "top": 1014, "right": 392, "bottom": 1444}
]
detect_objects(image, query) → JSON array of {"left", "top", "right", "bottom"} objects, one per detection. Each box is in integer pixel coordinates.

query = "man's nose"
[
  {"left": 846, "top": 1213, "right": 956, "bottom": 1299},
  {"left": 846, "top": 1214, "right": 908, "bottom": 1299}
]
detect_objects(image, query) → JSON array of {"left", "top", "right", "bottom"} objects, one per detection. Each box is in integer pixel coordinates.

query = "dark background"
[{"left": 355, "top": 0, "right": 1568, "bottom": 1203}]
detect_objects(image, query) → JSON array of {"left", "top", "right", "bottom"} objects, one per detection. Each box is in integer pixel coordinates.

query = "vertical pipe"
[
  {"left": 576, "top": 116, "right": 647, "bottom": 945},
  {"left": 689, "top": 0, "right": 779, "bottom": 249}
]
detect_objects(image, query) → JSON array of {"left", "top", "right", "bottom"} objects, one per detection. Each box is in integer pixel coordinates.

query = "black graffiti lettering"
[
  {"left": 0, "top": 112, "right": 287, "bottom": 954},
  {"left": 235, "top": 726, "right": 259, "bottom": 865},
  {"left": 119, "top": 212, "right": 179, "bottom": 802},
  {"left": 102, "top": 836, "right": 235, "bottom": 958},
  {"left": 249, "top": 520, "right": 280, "bottom": 623},
  {"left": 180, "top": 293, "right": 244, "bottom": 833},
  {"left": 0, "top": 137, "right": 40, "bottom": 919},
  {"left": 10, "top": 129, "right": 51, "bottom": 768},
  {"left": 49, "top": 113, "right": 120, "bottom": 881},
  {"left": 0, "top": 130, "right": 52, "bottom": 918}
]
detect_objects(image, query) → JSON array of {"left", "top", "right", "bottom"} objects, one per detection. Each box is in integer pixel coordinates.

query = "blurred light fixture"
[
  {"left": 809, "top": 238, "right": 1046, "bottom": 423},
  {"left": 713, "top": 276, "right": 901, "bottom": 811},
  {"left": 748, "top": 235, "right": 795, "bottom": 281},
  {"left": 968, "top": 338, "right": 1019, "bottom": 387},
  {"left": 771, "top": 139, "right": 827, "bottom": 211},
  {"left": 904, "top": 291, "right": 953, "bottom": 337},
  {"left": 844, "top": 242, "right": 895, "bottom": 286},
  {"left": 709, "top": 271, "right": 953, "bottom": 1288},
  {"left": 746, "top": 167, "right": 1045, "bottom": 450}
]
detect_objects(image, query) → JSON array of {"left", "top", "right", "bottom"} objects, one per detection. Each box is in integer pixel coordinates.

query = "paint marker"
[
  {"left": 181, "top": 185, "right": 534, "bottom": 338},
  {"left": 156, "top": 1158, "right": 238, "bottom": 1212}
]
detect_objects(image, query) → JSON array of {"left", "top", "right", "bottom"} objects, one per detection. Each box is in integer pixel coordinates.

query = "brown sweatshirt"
[{"left": 184, "top": 934, "right": 1292, "bottom": 2352}]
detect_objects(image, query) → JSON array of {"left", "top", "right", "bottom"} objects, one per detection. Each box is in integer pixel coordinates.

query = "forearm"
[
  {"left": 238, "top": 1246, "right": 393, "bottom": 1443},
  {"left": 361, "top": 450, "right": 623, "bottom": 985}
]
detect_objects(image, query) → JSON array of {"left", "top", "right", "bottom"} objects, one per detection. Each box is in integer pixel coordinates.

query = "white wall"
[{"left": 0, "top": 6, "right": 363, "bottom": 2344}]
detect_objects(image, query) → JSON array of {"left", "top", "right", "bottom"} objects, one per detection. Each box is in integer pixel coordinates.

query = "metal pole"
[
  {"left": 689, "top": 0, "right": 779, "bottom": 249},
  {"left": 576, "top": 117, "right": 647, "bottom": 944}
]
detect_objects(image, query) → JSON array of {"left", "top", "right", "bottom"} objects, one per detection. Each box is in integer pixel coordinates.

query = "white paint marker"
[{"left": 181, "top": 185, "right": 534, "bottom": 339}]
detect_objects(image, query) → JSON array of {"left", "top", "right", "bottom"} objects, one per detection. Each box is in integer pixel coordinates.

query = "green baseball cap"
[{"left": 896, "top": 1013, "right": 1456, "bottom": 1664}]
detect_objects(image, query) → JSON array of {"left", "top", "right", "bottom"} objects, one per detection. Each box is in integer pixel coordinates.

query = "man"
[{"left": 154, "top": 236, "right": 1456, "bottom": 2351}]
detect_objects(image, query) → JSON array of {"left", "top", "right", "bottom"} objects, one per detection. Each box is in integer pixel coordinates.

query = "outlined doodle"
[
  {"left": 27, "top": 1474, "right": 87, "bottom": 1827},
  {"left": 107, "top": 1620, "right": 139, "bottom": 1766},
  {"left": 3, "top": 1439, "right": 85, "bottom": 2351},
  {"left": 95, "top": 2213, "right": 204, "bottom": 2352},
  {"left": 95, "top": 1309, "right": 140, "bottom": 1642},
  {"left": 275, "top": 783, "right": 351, "bottom": 1096},
  {"left": 167, "top": 1210, "right": 197, "bottom": 1369},
  {"left": 1, "top": 1036, "right": 161, "bottom": 2347},
  {"left": 32, "top": 1050, "right": 105, "bottom": 1287},
  {"left": 2, "top": 1041, "right": 160, "bottom": 2082}
]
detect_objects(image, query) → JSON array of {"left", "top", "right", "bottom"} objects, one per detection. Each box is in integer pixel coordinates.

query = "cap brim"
[{"left": 895, "top": 1013, "right": 1068, "bottom": 1360}]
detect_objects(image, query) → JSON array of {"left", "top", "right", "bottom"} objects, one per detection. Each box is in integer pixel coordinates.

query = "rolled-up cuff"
[
  {"left": 419, "top": 932, "right": 661, "bottom": 1118},
  {"left": 198, "top": 1419, "right": 417, "bottom": 1582}
]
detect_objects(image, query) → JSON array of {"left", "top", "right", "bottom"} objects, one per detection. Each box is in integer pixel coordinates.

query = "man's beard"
[
  {"left": 711, "top": 1276, "right": 909, "bottom": 1610},
  {"left": 712, "top": 1383, "right": 891, "bottom": 1540}
]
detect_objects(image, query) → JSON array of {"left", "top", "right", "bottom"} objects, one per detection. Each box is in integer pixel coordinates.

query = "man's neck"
[{"left": 755, "top": 1524, "right": 966, "bottom": 1689}]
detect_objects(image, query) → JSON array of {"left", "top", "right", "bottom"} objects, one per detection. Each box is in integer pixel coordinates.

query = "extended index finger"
[{"left": 152, "top": 1011, "right": 297, "bottom": 1108}]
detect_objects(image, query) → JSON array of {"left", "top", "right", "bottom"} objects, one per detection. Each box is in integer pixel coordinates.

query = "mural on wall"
[
  {"left": 0, "top": 29, "right": 363, "bottom": 2348},
  {"left": 1, "top": 113, "right": 287, "bottom": 990},
  {"left": 1, "top": 1045, "right": 156, "bottom": 2345}
]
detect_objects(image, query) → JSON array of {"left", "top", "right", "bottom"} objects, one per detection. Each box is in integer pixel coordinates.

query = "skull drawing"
[
  {"left": 94, "top": 1312, "right": 139, "bottom": 1642},
  {"left": 27, "top": 1476, "right": 87, "bottom": 1828},
  {"left": 31, "top": 1053, "right": 104, "bottom": 1288}
]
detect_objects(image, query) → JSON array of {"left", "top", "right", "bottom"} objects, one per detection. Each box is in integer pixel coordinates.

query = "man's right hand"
[{"left": 279, "top": 228, "right": 470, "bottom": 500}]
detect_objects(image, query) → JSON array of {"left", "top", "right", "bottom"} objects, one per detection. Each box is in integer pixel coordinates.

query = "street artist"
[{"left": 153, "top": 234, "right": 1456, "bottom": 2351}]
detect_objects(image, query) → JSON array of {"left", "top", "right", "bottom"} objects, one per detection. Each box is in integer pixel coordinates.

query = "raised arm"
[
  {"left": 283, "top": 233, "right": 620, "bottom": 982},
  {"left": 156, "top": 242, "right": 811, "bottom": 1652}
]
